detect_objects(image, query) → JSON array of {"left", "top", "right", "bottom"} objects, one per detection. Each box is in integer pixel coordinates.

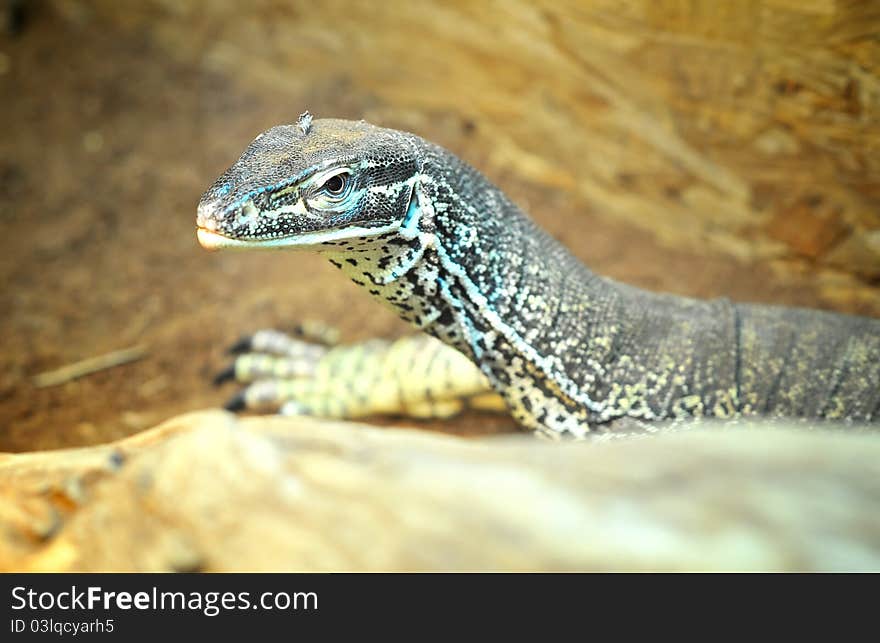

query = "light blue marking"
[
  {"left": 402, "top": 187, "right": 419, "bottom": 229},
  {"left": 436, "top": 275, "right": 483, "bottom": 361}
]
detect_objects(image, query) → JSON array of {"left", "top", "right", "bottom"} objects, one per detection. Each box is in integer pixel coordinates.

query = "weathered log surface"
[{"left": 2, "top": 411, "right": 878, "bottom": 571}]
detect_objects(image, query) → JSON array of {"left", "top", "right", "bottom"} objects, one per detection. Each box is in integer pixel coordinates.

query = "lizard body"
[{"left": 198, "top": 116, "right": 880, "bottom": 438}]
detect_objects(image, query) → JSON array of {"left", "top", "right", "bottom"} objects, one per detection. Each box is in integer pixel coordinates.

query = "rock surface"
[{"left": 2, "top": 411, "right": 878, "bottom": 571}]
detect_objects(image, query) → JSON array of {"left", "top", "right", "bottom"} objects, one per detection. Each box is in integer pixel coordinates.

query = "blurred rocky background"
[{"left": 0, "top": 1, "right": 878, "bottom": 570}]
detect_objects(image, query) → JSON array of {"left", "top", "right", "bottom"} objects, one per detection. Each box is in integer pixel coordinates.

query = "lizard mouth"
[
  {"left": 196, "top": 227, "right": 315, "bottom": 250},
  {"left": 197, "top": 227, "right": 262, "bottom": 250},
  {"left": 197, "top": 221, "right": 404, "bottom": 251}
]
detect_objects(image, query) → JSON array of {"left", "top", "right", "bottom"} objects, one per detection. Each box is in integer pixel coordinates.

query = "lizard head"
[{"left": 196, "top": 114, "right": 420, "bottom": 250}]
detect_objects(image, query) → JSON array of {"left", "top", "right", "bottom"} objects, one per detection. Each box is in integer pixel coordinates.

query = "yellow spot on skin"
[
  {"left": 272, "top": 184, "right": 298, "bottom": 199},
  {"left": 302, "top": 128, "right": 368, "bottom": 154}
]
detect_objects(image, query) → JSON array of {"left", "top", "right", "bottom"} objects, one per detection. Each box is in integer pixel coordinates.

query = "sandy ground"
[{"left": 2, "top": 7, "right": 877, "bottom": 452}]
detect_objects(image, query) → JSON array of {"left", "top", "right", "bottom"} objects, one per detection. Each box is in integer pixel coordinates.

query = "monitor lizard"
[{"left": 197, "top": 113, "right": 879, "bottom": 439}]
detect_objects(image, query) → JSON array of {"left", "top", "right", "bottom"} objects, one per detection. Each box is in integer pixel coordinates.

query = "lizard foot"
[{"left": 213, "top": 327, "right": 504, "bottom": 420}]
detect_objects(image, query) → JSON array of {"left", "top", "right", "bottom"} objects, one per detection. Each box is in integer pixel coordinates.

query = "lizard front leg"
[{"left": 214, "top": 328, "right": 505, "bottom": 420}]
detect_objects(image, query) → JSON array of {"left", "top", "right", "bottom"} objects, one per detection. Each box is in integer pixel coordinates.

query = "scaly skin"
[
  {"left": 197, "top": 115, "right": 880, "bottom": 438},
  {"left": 222, "top": 331, "right": 501, "bottom": 419}
]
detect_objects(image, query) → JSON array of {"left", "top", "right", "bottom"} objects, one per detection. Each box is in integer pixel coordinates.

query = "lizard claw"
[
  {"left": 227, "top": 336, "right": 253, "bottom": 355},
  {"left": 213, "top": 365, "right": 236, "bottom": 386},
  {"left": 223, "top": 391, "right": 247, "bottom": 412}
]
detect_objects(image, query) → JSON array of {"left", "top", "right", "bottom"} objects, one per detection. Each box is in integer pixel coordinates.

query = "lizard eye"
[
  {"left": 320, "top": 172, "right": 349, "bottom": 197},
  {"left": 306, "top": 169, "right": 354, "bottom": 211}
]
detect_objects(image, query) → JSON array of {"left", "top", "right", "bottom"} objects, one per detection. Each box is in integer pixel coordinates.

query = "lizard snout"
[{"left": 196, "top": 199, "right": 223, "bottom": 232}]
